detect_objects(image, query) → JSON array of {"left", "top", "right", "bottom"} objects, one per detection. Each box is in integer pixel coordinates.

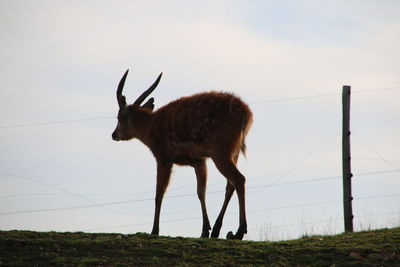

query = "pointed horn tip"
[{"left": 156, "top": 72, "right": 163, "bottom": 81}]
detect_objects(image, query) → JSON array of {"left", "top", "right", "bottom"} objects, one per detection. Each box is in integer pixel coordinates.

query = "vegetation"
[{"left": 1, "top": 227, "right": 399, "bottom": 266}]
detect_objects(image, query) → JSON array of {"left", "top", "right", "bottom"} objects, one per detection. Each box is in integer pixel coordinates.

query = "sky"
[{"left": 0, "top": 0, "right": 399, "bottom": 241}]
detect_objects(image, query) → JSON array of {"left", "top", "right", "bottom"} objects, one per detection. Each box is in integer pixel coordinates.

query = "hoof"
[
  {"left": 226, "top": 231, "right": 235, "bottom": 239},
  {"left": 150, "top": 230, "right": 159, "bottom": 236},
  {"left": 226, "top": 231, "right": 245, "bottom": 240},
  {"left": 201, "top": 229, "right": 210, "bottom": 238},
  {"left": 211, "top": 229, "right": 220, "bottom": 238}
]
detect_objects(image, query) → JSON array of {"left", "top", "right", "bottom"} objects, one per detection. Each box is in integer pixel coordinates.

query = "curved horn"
[
  {"left": 134, "top": 72, "right": 163, "bottom": 106},
  {"left": 117, "top": 69, "right": 129, "bottom": 109}
]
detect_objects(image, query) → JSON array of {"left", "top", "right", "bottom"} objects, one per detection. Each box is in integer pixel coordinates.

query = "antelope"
[{"left": 112, "top": 70, "right": 253, "bottom": 240}]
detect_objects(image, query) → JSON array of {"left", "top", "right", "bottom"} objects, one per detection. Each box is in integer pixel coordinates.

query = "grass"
[{"left": 1, "top": 227, "right": 399, "bottom": 266}]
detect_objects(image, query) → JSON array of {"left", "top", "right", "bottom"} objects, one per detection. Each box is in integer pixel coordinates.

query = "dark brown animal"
[{"left": 112, "top": 70, "right": 253, "bottom": 240}]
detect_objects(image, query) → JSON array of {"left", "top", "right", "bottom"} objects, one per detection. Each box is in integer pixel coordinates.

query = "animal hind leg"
[
  {"left": 210, "top": 181, "right": 235, "bottom": 238},
  {"left": 212, "top": 155, "right": 247, "bottom": 240}
]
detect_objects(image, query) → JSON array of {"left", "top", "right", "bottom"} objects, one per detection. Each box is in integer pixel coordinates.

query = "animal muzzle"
[{"left": 112, "top": 131, "right": 120, "bottom": 141}]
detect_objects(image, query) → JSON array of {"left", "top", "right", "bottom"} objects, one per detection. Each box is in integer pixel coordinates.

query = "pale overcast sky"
[{"left": 1, "top": 0, "right": 399, "bottom": 241}]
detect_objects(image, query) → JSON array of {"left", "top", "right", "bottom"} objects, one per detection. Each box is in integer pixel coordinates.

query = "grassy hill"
[{"left": 1, "top": 227, "right": 399, "bottom": 266}]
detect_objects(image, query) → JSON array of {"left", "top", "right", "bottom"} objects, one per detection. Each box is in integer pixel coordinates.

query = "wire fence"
[
  {"left": 0, "top": 85, "right": 399, "bottom": 240},
  {"left": 1, "top": 168, "right": 399, "bottom": 217}
]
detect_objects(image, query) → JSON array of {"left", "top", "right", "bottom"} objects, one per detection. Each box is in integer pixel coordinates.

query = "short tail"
[
  {"left": 240, "top": 140, "right": 247, "bottom": 157},
  {"left": 240, "top": 112, "right": 253, "bottom": 158}
]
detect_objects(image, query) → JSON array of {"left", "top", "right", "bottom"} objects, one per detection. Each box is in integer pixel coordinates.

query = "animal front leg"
[{"left": 151, "top": 161, "right": 172, "bottom": 235}]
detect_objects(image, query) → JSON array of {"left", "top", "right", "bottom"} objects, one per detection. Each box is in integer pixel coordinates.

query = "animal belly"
[{"left": 171, "top": 141, "right": 210, "bottom": 161}]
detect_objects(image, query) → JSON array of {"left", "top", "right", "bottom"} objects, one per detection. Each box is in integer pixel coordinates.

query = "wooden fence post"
[{"left": 342, "top": 85, "right": 354, "bottom": 232}]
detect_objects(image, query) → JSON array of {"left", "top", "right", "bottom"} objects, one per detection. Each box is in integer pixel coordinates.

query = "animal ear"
[{"left": 142, "top": 97, "right": 155, "bottom": 111}]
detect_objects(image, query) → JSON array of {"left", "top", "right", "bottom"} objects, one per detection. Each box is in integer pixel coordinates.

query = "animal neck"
[{"left": 130, "top": 108, "right": 154, "bottom": 146}]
